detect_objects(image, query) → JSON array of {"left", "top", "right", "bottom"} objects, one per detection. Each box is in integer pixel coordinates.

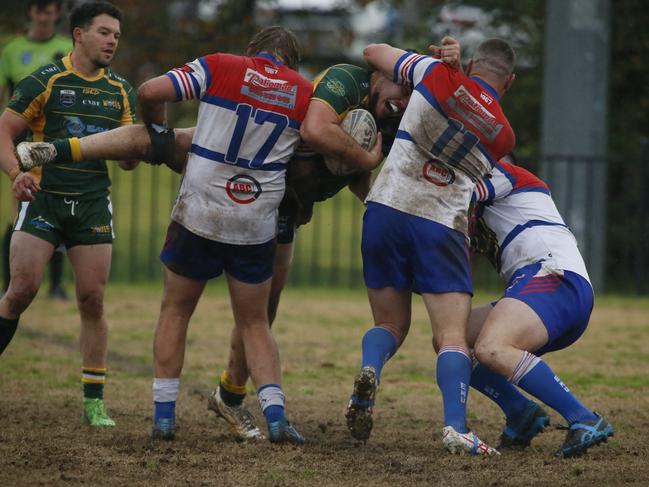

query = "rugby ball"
[{"left": 324, "top": 108, "right": 377, "bottom": 177}]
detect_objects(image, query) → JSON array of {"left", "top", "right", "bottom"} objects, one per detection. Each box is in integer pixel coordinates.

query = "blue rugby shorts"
[
  {"left": 160, "top": 220, "right": 275, "bottom": 284},
  {"left": 361, "top": 202, "right": 472, "bottom": 294},
  {"left": 501, "top": 262, "right": 594, "bottom": 355}
]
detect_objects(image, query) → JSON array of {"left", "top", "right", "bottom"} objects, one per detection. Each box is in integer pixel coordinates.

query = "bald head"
[{"left": 471, "top": 38, "right": 516, "bottom": 79}]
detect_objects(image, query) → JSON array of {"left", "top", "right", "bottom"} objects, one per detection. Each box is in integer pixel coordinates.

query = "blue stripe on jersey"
[
  {"left": 165, "top": 72, "right": 183, "bottom": 101},
  {"left": 485, "top": 177, "right": 496, "bottom": 201},
  {"left": 407, "top": 55, "right": 428, "bottom": 84},
  {"left": 198, "top": 57, "right": 212, "bottom": 89},
  {"left": 476, "top": 143, "right": 496, "bottom": 167},
  {"left": 510, "top": 186, "right": 552, "bottom": 196},
  {"left": 393, "top": 51, "right": 412, "bottom": 83},
  {"left": 495, "top": 163, "right": 517, "bottom": 187},
  {"left": 200, "top": 94, "right": 301, "bottom": 129},
  {"left": 414, "top": 83, "right": 446, "bottom": 115},
  {"left": 188, "top": 73, "right": 200, "bottom": 98},
  {"left": 470, "top": 76, "right": 500, "bottom": 100},
  {"left": 395, "top": 129, "right": 414, "bottom": 142},
  {"left": 496, "top": 220, "right": 567, "bottom": 272},
  {"left": 190, "top": 143, "right": 287, "bottom": 172}
]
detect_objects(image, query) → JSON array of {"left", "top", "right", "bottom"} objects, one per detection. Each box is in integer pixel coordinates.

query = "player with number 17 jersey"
[
  {"left": 367, "top": 52, "right": 515, "bottom": 237},
  {"left": 165, "top": 53, "right": 312, "bottom": 245}
]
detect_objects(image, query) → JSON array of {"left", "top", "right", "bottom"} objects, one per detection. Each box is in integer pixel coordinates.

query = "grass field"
[{"left": 1, "top": 284, "right": 648, "bottom": 486}]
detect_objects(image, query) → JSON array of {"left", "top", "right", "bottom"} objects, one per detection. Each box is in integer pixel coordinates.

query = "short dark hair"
[
  {"left": 245, "top": 26, "right": 300, "bottom": 71},
  {"left": 69, "top": 1, "right": 122, "bottom": 37},
  {"left": 472, "top": 38, "right": 516, "bottom": 78},
  {"left": 28, "top": 0, "right": 62, "bottom": 10}
]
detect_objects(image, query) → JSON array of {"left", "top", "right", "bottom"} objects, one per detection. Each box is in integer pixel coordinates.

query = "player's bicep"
[
  {"left": 138, "top": 75, "right": 178, "bottom": 104},
  {"left": 300, "top": 99, "right": 340, "bottom": 143},
  {"left": 0, "top": 109, "right": 30, "bottom": 140},
  {"left": 363, "top": 43, "right": 406, "bottom": 78}
]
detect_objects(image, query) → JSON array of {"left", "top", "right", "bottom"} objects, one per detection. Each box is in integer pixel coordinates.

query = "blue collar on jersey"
[
  {"left": 471, "top": 76, "right": 500, "bottom": 100},
  {"left": 256, "top": 52, "right": 284, "bottom": 66}
]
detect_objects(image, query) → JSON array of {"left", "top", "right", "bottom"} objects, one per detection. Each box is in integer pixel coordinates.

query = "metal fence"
[{"left": 1, "top": 151, "right": 647, "bottom": 293}]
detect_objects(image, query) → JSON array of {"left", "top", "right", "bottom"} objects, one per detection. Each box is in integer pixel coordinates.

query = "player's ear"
[{"left": 504, "top": 73, "right": 515, "bottom": 92}]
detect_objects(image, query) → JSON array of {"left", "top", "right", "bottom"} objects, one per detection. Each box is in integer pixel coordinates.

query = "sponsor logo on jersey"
[
  {"left": 29, "top": 216, "right": 54, "bottom": 232},
  {"left": 64, "top": 116, "right": 108, "bottom": 137},
  {"left": 40, "top": 66, "right": 58, "bottom": 75},
  {"left": 225, "top": 174, "right": 262, "bottom": 204},
  {"left": 241, "top": 68, "right": 297, "bottom": 109},
  {"left": 326, "top": 79, "right": 345, "bottom": 96},
  {"left": 10, "top": 88, "right": 22, "bottom": 103},
  {"left": 179, "top": 64, "right": 194, "bottom": 73},
  {"left": 83, "top": 88, "right": 100, "bottom": 95},
  {"left": 446, "top": 85, "right": 503, "bottom": 141},
  {"left": 103, "top": 99, "right": 122, "bottom": 110},
  {"left": 480, "top": 91, "right": 494, "bottom": 105},
  {"left": 90, "top": 224, "right": 112, "bottom": 235},
  {"left": 60, "top": 89, "right": 76, "bottom": 107},
  {"left": 265, "top": 65, "right": 279, "bottom": 75},
  {"left": 423, "top": 160, "right": 455, "bottom": 186},
  {"left": 83, "top": 99, "right": 101, "bottom": 107}
]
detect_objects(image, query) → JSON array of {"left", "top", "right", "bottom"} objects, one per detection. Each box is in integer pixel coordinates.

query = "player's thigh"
[
  {"left": 476, "top": 297, "right": 549, "bottom": 353},
  {"left": 160, "top": 265, "right": 206, "bottom": 315},
  {"left": 227, "top": 274, "right": 272, "bottom": 326},
  {"left": 271, "top": 241, "right": 294, "bottom": 294},
  {"left": 8, "top": 230, "right": 55, "bottom": 288},
  {"left": 67, "top": 243, "right": 112, "bottom": 294},
  {"left": 465, "top": 303, "right": 494, "bottom": 348}
]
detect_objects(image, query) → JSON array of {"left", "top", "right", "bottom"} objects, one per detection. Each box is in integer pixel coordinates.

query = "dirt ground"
[{"left": 1, "top": 285, "right": 648, "bottom": 486}]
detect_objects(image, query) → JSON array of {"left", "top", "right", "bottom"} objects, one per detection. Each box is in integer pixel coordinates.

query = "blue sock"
[
  {"left": 258, "top": 384, "right": 286, "bottom": 423},
  {"left": 436, "top": 349, "right": 471, "bottom": 433},
  {"left": 471, "top": 363, "right": 530, "bottom": 421},
  {"left": 361, "top": 326, "right": 398, "bottom": 383},
  {"left": 154, "top": 401, "right": 176, "bottom": 423},
  {"left": 517, "top": 360, "right": 597, "bottom": 425}
]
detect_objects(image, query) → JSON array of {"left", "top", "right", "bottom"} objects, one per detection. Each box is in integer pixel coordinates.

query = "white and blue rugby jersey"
[
  {"left": 473, "top": 162, "right": 590, "bottom": 283},
  {"left": 367, "top": 52, "right": 515, "bottom": 235},
  {"left": 166, "top": 53, "right": 312, "bottom": 244}
]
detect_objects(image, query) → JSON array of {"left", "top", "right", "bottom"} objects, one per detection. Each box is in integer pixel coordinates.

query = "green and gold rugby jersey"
[
  {"left": 0, "top": 34, "right": 72, "bottom": 95},
  {"left": 8, "top": 55, "right": 136, "bottom": 200},
  {"left": 308, "top": 64, "right": 371, "bottom": 201},
  {"left": 311, "top": 64, "right": 370, "bottom": 120}
]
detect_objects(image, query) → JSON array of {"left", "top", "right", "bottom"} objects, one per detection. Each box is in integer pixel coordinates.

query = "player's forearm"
[
  {"left": 301, "top": 123, "right": 376, "bottom": 171},
  {"left": 0, "top": 130, "right": 20, "bottom": 181}
]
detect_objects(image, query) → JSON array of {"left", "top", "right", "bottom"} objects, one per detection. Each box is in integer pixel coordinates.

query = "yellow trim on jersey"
[
  {"left": 104, "top": 75, "right": 134, "bottom": 126},
  {"left": 69, "top": 137, "right": 82, "bottom": 162},
  {"left": 51, "top": 165, "right": 107, "bottom": 175},
  {"left": 43, "top": 189, "right": 83, "bottom": 196},
  {"left": 62, "top": 55, "right": 105, "bottom": 82}
]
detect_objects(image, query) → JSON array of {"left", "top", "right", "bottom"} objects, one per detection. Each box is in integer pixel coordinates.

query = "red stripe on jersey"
[
  {"left": 400, "top": 55, "right": 419, "bottom": 83},
  {"left": 497, "top": 162, "right": 549, "bottom": 192}
]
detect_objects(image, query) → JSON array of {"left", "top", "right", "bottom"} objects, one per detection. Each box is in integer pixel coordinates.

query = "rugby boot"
[
  {"left": 555, "top": 413, "right": 613, "bottom": 458},
  {"left": 16, "top": 141, "right": 57, "bottom": 171},
  {"left": 267, "top": 417, "right": 305, "bottom": 445},
  {"left": 82, "top": 398, "right": 116, "bottom": 427},
  {"left": 499, "top": 401, "right": 550, "bottom": 449},
  {"left": 151, "top": 417, "right": 176, "bottom": 441},
  {"left": 345, "top": 366, "right": 377, "bottom": 441},
  {"left": 442, "top": 426, "right": 500, "bottom": 456},
  {"left": 207, "top": 387, "right": 265, "bottom": 440}
]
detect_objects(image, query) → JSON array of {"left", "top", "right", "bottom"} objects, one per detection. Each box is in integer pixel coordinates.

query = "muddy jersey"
[
  {"left": 166, "top": 53, "right": 312, "bottom": 245},
  {"left": 7, "top": 55, "right": 136, "bottom": 199},
  {"left": 472, "top": 161, "right": 590, "bottom": 283},
  {"left": 367, "top": 52, "right": 515, "bottom": 235}
]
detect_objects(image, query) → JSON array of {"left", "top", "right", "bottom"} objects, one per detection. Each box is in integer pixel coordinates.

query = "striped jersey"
[
  {"left": 472, "top": 161, "right": 590, "bottom": 283},
  {"left": 7, "top": 55, "right": 136, "bottom": 199},
  {"left": 165, "top": 53, "right": 312, "bottom": 244},
  {"left": 367, "top": 52, "right": 515, "bottom": 235}
]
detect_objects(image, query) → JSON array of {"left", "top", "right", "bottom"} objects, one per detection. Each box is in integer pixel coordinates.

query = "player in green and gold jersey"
[
  {"left": 0, "top": 1, "right": 137, "bottom": 427},
  {"left": 0, "top": 0, "right": 72, "bottom": 298}
]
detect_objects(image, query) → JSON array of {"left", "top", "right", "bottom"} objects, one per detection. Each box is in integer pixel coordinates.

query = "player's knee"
[
  {"left": 76, "top": 289, "right": 105, "bottom": 320},
  {"left": 474, "top": 337, "right": 503, "bottom": 368},
  {"left": 4, "top": 280, "right": 37, "bottom": 315}
]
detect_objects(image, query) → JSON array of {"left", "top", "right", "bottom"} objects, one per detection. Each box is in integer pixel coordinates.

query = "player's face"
[
  {"left": 369, "top": 73, "right": 411, "bottom": 120},
  {"left": 76, "top": 14, "right": 121, "bottom": 68},
  {"left": 29, "top": 4, "right": 60, "bottom": 33}
]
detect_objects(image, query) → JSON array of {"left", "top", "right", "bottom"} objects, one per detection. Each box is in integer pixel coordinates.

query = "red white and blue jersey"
[
  {"left": 165, "top": 53, "right": 312, "bottom": 244},
  {"left": 472, "top": 161, "right": 590, "bottom": 284},
  {"left": 367, "top": 52, "right": 515, "bottom": 235}
]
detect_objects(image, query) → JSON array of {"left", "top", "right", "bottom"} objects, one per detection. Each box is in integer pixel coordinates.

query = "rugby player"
[
  {"left": 461, "top": 158, "right": 614, "bottom": 458},
  {"left": 0, "top": 1, "right": 137, "bottom": 427},
  {"left": 345, "top": 39, "right": 516, "bottom": 455},
  {"left": 0, "top": 0, "right": 72, "bottom": 299},
  {"left": 135, "top": 26, "right": 314, "bottom": 443}
]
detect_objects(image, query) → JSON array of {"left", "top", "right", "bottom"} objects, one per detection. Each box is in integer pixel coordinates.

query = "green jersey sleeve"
[
  {"left": 6, "top": 70, "right": 48, "bottom": 122},
  {"left": 311, "top": 64, "right": 371, "bottom": 119}
]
